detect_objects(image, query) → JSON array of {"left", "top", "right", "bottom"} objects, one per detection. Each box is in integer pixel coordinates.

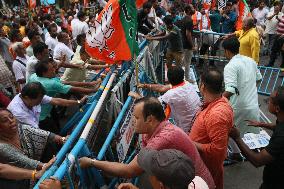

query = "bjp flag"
[
  {"left": 236, "top": 0, "right": 251, "bottom": 30},
  {"left": 85, "top": 0, "right": 146, "bottom": 64},
  {"left": 29, "top": 0, "right": 36, "bottom": 9}
]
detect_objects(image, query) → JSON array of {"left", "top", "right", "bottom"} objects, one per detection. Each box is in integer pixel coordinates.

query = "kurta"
[{"left": 224, "top": 54, "right": 262, "bottom": 136}]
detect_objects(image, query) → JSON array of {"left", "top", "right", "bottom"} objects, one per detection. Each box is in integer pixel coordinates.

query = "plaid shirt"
[{"left": 0, "top": 55, "right": 14, "bottom": 88}]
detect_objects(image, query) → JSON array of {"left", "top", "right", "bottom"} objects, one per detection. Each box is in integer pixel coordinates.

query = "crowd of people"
[{"left": 0, "top": 0, "right": 284, "bottom": 189}]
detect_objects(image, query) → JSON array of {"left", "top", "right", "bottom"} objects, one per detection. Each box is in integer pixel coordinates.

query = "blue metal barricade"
[
  {"left": 33, "top": 71, "right": 113, "bottom": 188},
  {"left": 257, "top": 66, "right": 284, "bottom": 96},
  {"left": 34, "top": 36, "right": 165, "bottom": 188}
]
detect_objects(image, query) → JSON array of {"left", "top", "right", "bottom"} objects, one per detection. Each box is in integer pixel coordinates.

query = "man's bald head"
[{"left": 242, "top": 17, "right": 255, "bottom": 31}]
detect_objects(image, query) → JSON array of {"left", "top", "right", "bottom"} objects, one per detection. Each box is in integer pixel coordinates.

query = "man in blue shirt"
[{"left": 220, "top": 3, "right": 237, "bottom": 33}]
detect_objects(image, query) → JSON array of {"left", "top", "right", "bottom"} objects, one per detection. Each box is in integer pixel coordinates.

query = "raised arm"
[
  {"left": 50, "top": 96, "right": 88, "bottom": 107},
  {"left": 138, "top": 83, "right": 172, "bottom": 93},
  {"left": 62, "top": 79, "right": 101, "bottom": 88},
  {"left": 86, "top": 64, "right": 109, "bottom": 70},
  {"left": 0, "top": 157, "right": 55, "bottom": 180},
  {"left": 246, "top": 120, "right": 276, "bottom": 131},
  {"left": 69, "top": 86, "right": 99, "bottom": 94},
  {"left": 230, "top": 127, "right": 274, "bottom": 167},
  {"left": 79, "top": 156, "right": 143, "bottom": 178}
]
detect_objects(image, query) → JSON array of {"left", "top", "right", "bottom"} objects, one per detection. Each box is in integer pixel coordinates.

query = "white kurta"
[{"left": 224, "top": 54, "right": 262, "bottom": 136}]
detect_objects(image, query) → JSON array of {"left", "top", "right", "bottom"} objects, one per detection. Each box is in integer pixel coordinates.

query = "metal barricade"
[
  {"left": 257, "top": 66, "right": 284, "bottom": 96},
  {"left": 34, "top": 38, "right": 165, "bottom": 188},
  {"left": 193, "top": 30, "right": 227, "bottom": 66}
]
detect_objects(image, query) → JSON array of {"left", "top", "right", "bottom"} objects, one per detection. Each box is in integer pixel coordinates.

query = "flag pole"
[
  {"left": 132, "top": 0, "right": 139, "bottom": 91},
  {"left": 134, "top": 54, "right": 139, "bottom": 87}
]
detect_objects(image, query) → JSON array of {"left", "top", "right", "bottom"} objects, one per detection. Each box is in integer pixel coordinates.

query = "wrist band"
[{"left": 32, "top": 170, "right": 37, "bottom": 181}]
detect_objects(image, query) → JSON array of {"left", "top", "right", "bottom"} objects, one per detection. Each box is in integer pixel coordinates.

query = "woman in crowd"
[{"left": 0, "top": 108, "right": 65, "bottom": 187}]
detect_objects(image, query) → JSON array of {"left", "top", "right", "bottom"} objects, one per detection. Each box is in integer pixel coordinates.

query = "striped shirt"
[{"left": 276, "top": 15, "right": 284, "bottom": 34}]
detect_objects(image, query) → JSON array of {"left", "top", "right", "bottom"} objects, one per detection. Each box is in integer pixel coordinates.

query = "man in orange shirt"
[{"left": 189, "top": 68, "right": 234, "bottom": 189}]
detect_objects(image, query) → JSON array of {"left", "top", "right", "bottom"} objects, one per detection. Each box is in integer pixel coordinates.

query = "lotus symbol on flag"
[{"left": 86, "top": 4, "right": 115, "bottom": 52}]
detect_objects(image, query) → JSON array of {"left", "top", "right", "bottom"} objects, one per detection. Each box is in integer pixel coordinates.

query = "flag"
[
  {"left": 85, "top": 0, "right": 144, "bottom": 64},
  {"left": 84, "top": 0, "right": 88, "bottom": 7},
  {"left": 218, "top": 0, "right": 226, "bottom": 9},
  {"left": 236, "top": 0, "right": 251, "bottom": 30},
  {"left": 29, "top": 0, "right": 36, "bottom": 9}
]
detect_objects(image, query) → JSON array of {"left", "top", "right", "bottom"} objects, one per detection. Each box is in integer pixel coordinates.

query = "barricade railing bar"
[
  {"left": 192, "top": 30, "right": 227, "bottom": 66},
  {"left": 33, "top": 71, "right": 114, "bottom": 188}
]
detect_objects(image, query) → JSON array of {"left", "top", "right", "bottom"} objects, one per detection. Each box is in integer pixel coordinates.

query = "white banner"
[
  {"left": 242, "top": 130, "right": 270, "bottom": 149},
  {"left": 116, "top": 102, "right": 136, "bottom": 162}
]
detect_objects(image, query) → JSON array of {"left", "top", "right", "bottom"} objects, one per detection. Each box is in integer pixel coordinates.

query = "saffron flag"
[
  {"left": 29, "top": 0, "right": 36, "bottom": 9},
  {"left": 85, "top": 0, "right": 144, "bottom": 64},
  {"left": 236, "top": 0, "right": 251, "bottom": 30},
  {"left": 84, "top": 0, "right": 88, "bottom": 7}
]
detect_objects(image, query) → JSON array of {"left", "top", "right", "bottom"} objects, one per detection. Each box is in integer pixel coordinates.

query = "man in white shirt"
[
  {"left": 264, "top": 3, "right": 282, "bottom": 54},
  {"left": 7, "top": 82, "right": 87, "bottom": 128},
  {"left": 222, "top": 37, "right": 262, "bottom": 159},
  {"left": 53, "top": 32, "right": 74, "bottom": 64},
  {"left": 44, "top": 23, "right": 62, "bottom": 40},
  {"left": 252, "top": 0, "right": 269, "bottom": 28},
  {"left": 71, "top": 11, "right": 89, "bottom": 40},
  {"left": 26, "top": 42, "right": 49, "bottom": 81},
  {"left": 45, "top": 23, "right": 59, "bottom": 55},
  {"left": 131, "top": 66, "right": 201, "bottom": 133},
  {"left": 199, "top": 8, "right": 211, "bottom": 30},
  {"left": 26, "top": 30, "right": 43, "bottom": 57},
  {"left": 148, "top": 0, "right": 160, "bottom": 29},
  {"left": 11, "top": 42, "right": 29, "bottom": 89}
]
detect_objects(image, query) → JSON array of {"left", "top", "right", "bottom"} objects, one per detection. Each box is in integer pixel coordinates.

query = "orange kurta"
[{"left": 189, "top": 96, "right": 233, "bottom": 189}]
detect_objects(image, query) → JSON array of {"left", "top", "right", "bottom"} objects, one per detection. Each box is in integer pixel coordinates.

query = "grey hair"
[{"left": 11, "top": 42, "right": 24, "bottom": 52}]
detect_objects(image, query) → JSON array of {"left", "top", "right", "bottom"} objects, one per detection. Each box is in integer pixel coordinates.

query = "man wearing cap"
[
  {"left": 79, "top": 97, "right": 215, "bottom": 189},
  {"left": 118, "top": 149, "right": 209, "bottom": 189}
]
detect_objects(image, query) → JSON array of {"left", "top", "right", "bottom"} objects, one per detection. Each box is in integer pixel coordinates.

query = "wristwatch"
[{"left": 61, "top": 137, "right": 66, "bottom": 143}]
